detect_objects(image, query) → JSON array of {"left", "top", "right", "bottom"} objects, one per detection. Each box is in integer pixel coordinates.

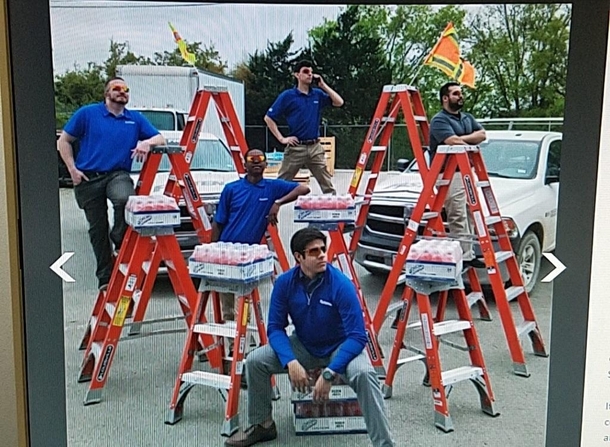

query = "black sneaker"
[{"left": 464, "top": 258, "right": 486, "bottom": 269}]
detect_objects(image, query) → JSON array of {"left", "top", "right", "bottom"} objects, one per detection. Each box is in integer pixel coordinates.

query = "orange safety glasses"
[
  {"left": 304, "top": 245, "right": 327, "bottom": 257},
  {"left": 246, "top": 154, "right": 266, "bottom": 163},
  {"left": 111, "top": 85, "right": 130, "bottom": 93}
]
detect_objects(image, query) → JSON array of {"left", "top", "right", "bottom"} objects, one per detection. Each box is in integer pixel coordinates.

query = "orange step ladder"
[
  {"left": 372, "top": 143, "right": 548, "bottom": 377},
  {"left": 382, "top": 280, "right": 498, "bottom": 432}
]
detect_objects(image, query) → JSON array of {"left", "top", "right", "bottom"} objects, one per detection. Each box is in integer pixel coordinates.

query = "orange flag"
[{"left": 424, "top": 23, "right": 476, "bottom": 88}]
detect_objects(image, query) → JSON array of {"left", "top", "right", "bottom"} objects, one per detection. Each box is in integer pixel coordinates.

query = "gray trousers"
[
  {"left": 443, "top": 172, "right": 475, "bottom": 261},
  {"left": 74, "top": 170, "right": 135, "bottom": 288},
  {"left": 246, "top": 334, "right": 394, "bottom": 447},
  {"left": 278, "top": 142, "right": 336, "bottom": 194}
]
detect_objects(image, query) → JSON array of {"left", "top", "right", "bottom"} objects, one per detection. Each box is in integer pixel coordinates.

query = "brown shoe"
[{"left": 224, "top": 422, "right": 277, "bottom": 447}]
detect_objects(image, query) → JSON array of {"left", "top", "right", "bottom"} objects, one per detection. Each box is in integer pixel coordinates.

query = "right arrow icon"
[{"left": 541, "top": 253, "right": 566, "bottom": 282}]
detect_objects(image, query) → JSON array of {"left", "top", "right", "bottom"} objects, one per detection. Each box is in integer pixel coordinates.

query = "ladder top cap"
[
  {"left": 201, "top": 85, "right": 229, "bottom": 92},
  {"left": 383, "top": 84, "right": 418, "bottom": 93},
  {"left": 437, "top": 144, "right": 479, "bottom": 153},
  {"left": 151, "top": 144, "right": 183, "bottom": 154}
]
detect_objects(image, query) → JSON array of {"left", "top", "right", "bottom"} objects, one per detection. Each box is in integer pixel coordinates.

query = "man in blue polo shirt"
[
  {"left": 224, "top": 227, "right": 394, "bottom": 447},
  {"left": 264, "top": 60, "right": 343, "bottom": 194},
  {"left": 212, "top": 148, "right": 309, "bottom": 349},
  {"left": 57, "top": 77, "right": 165, "bottom": 290},
  {"left": 429, "top": 81, "right": 486, "bottom": 269}
]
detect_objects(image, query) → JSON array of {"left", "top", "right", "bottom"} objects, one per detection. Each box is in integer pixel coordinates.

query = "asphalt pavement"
[{"left": 59, "top": 170, "right": 553, "bottom": 447}]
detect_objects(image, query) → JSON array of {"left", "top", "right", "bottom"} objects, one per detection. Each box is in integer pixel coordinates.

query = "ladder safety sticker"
[
  {"left": 236, "top": 361, "right": 244, "bottom": 375},
  {"left": 185, "top": 152, "right": 192, "bottom": 164},
  {"left": 191, "top": 118, "right": 203, "bottom": 144},
  {"left": 241, "top": 303, "right": 249, "bottom": 327},
  {"left": 96, "top": 345, "right": 114, "bottom": 382},
  {"left": 433, "top": 389, "right": 441, "bottom": 398},
  {"left": 421, "top": 314, "right": 433, "bottom": 349},
  {"left": 112, "top": 296, "right": 131, "bottom": 327},
  {"left": 350, "top": 167, "right": 363, "bottom": 189},
  {"left": 239, "top": 335, "right": 246, "bottom": 354},
  {"left": 407, "top": 219, "right": 419, "bottom": 232},
  {"left": 184, "top": 174, "right": 200, "bottom": 202},
  {"left": 197, "top": 206, "right": 212, "bottom": 231},
  {"left": 483, "top": 188, "right": 499, "bottom": 214},
  {"left": 367, "top": 118, "right": 380, "bottom": 143},
  {"left": 365, "top": 331, "right": 379, "bottom": 361},
  {"left": 463, "top": 175, "right": 478, "bottom": 206},
  {"left": 169, "top": 174, "right": 177, "bottom": 182},
  {"left": 433, "top": 399, "right": 443, "bottom": 407},
  {"left": 125, "top": 274, "right": 137, "bottom": 292},
  {"left": 358, "top": 153, "right": 367, "bottom": 166},
  {"left": 473, "top": 211, "right": 487, "bottom": 238}
]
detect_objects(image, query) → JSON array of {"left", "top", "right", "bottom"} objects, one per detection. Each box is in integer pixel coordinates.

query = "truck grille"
[{"left": 367, "top": 205, "right": 406, "bottom": 236}]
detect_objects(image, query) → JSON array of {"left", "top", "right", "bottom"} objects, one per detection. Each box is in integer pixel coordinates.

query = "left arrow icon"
[{"left": 50, "top": 252, "right": 75, "bottom": 282}]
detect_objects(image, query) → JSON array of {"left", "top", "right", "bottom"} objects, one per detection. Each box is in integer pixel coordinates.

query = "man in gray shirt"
[{"left": 428, "top": 81, "right": 486, "bottom": 268}]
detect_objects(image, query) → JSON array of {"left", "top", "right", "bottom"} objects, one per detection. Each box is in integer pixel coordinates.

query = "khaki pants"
[
  {"left": 278, "top": 142, "right": 335, "bottom": 194},
  {"left": 219, "top": 292, "right": 251, "bottom": 353},
  {"left": 442, "top": 172, "right": 476, "bottom": 261}
]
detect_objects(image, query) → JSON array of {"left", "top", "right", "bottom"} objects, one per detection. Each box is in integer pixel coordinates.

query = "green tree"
[
  {"left": 54, "top": 62, "right": 105, "bottom": 128},
  {"left": 104, "top": 40, "right": 152, "bottom": 78}
]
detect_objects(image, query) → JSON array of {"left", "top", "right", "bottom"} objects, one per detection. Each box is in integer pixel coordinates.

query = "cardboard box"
[
  {"left": 293, "top": 415, "right": 367, "bottom": 436},
  {"left": 125, "top": 209, "right": 180, "bottom": 229},
  {"left": 188, "top": 256, "right": 274, "bottom": 282},
  {"left": 294, "top": 207, "right": 356, "bottom": 223},
  {"left": 404, "top": 259, "right": 463, "bottom": 282}
]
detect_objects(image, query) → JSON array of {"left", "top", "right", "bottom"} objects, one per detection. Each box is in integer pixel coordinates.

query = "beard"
[{"left": 448, "top": 100, "right": 463, "bottom": 112}]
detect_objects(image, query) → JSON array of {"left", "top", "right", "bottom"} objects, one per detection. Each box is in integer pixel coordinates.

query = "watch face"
[{"left": 323, "top": 370, "right": 334, "bottom": 381}]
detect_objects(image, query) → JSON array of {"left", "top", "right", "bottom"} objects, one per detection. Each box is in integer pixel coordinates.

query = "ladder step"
[
  {"left": 466, "top": 292, "right": 484, "bottom": 307},
  {"left": 371, "top": 146, "right": 387, "bottom": 152},
  {"left": 105, "top": 303, "right": 115, "bottom": 317},
  {"left": 397, "top": 354, "right": 426, "bottom": 366},
  {"left": 494, "top": 251, "right": 513, "bottom": 263},
  {"left": 177, "top": 294, "right": 190, "bottom": 307},
  {"left": 119, "top": 261, "right": 151, "bottom": 275},
  {"left": 181, "top": 371, "right": 232, "bottom": 389},
  {"left": 477, "top": 180, "right": 491, "bottom": 187},
  {"left": 433, "top": 319, "right": 471, "bottom": 336},
  {"left": 422, "top": 212, "right": 439, "bottom": 220},
  {"left": 230, "top": 146, "right": 241, "bottom": 152},
  {"left": 381, "top": 117, "right": 396, "bottom": 123},
  {"left": 435, "top": 179, "right": 451, "bottom": 187},
  {"left": 516, "top": 320, "right": 537, "bottom": 338},
  {"left": 505, "top": 286, "right": 525, "bottom": 302},
  {"left": 414, "top": 115, "right": 427, "bottom": 122},
  {"left": 194, "top": 321, "right": 258, "bottom": 338},
  {"left": 441, "top": 366, "right": 483, "bottom": 387},
  {"left": 485, "top": 216, "right": 502, "bottom": 225}
]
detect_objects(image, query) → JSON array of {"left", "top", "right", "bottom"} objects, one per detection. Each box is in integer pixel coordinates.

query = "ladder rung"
[
  {"left": 397, "top": 354, "right": 426, "bottom": 366},
  {"left": 466, "top": 292, "right": 484, "bottom": 307},
  {"left": 435, "top": 179, "right": 451, "bottom": 187},
  {"left": 414, "top": 115, "right": 427, "bottom": 122},
  {"left": 371, "top": 146, "right": 387, "bottom": 152},
  {"left": 494, "top": 251, "right": 513, "bottom": 263},
  {"left": 119, "top": 262, "right": 150, "bottom": 275},
  {"left": 433, "top": 319, "right": 471, "bottom": 336},
  {"left": 181, "top": 371, "right": 232, "bottom": 389},
  {"left": 407, "top": 321, "right": 422, "bottom": 330},
  {"left": 516, "top": 321, "right": 537, "bottom": 338},
  {"left": 230, "top": 146, "right": 241, "bottom": 152},
  {"left": 477, "top": 180, "right": 491, "bottom": 187},
  {"left": 422, "top": 212, "right": 439, "bottom": 220},
  {"left": 194, "top": 321, "right": 258, "bottom": 338},
  {"left": 485, "top": 216, "right": 502, "bottom": 225},
  {"left": 441, "top": 366, "right": 483, "bottom": 386},
  {"left": 505, "top": 286, "right": 525, "bottom": 302},
  {"left": 90, "top": 341, "right": 102, "bottom": 360},
  {"left": 381, "top": 117, "right": 396, "bottom": 123}
]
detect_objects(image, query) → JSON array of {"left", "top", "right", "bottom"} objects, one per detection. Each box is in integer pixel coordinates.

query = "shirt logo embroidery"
[
  {"left": 125, "top": 121, "right": 135, "bottom": 124},
  {"left": 259, "top": 197, "right": 269, "bottom": 201},
  {"left": 319, "top": 299, "right": 332, "bottom": 307}
]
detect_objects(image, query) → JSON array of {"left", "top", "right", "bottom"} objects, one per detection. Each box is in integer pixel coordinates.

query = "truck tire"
[{"left": 516, "top": 231, "right": 542, "bottom": 294}]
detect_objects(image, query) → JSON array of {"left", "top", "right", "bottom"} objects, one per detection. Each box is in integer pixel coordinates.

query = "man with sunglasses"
[
  {"left": 264, "top": 60, "right": 343, "bottom": 195},
  {"left": 212, "top": 148, "right": 309, "bottom": 368},
  {"left": 57, "top": 77, "right": 165, "bottom": 290},
  {"left": 225, "top": 227, "right": 394, "bottom": 447}
]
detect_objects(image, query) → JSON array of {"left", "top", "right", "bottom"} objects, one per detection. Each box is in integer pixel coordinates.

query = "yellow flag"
[
  {"left": 168, "top": 22, "right": 196, "bottom": 66},
  {"left": 424, "top": 23, "right": 476, "bottom": 88}
]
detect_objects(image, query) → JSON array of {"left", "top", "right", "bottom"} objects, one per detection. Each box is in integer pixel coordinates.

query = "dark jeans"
[{"left": 74, "top": 170, "right": 135, "bottom": 288}]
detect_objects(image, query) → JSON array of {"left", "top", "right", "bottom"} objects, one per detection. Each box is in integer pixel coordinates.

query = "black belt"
[
  {"left": 82, "top": 171, "right": 110, "bottom": 179},
  {"left": 297, "top": 139, "right": 320, "bottom": 145}
]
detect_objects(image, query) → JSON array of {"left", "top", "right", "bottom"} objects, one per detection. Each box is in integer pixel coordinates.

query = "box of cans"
[
  {"left": 294, "top": 194, "right": 356, "bottom": 223},
  {"left": 404, "top": 240, "right": 463, "bottom": 282},
  {"left": 125, "top": 195, "right": 180, "bottom": 229}
]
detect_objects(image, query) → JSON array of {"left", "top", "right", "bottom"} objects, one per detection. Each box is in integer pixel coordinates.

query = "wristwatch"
[{"left": 322, "top": 368, "right": 336, "bottom": 382}]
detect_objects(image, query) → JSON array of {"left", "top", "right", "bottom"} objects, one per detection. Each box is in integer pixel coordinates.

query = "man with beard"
[
  {"left": 211, "top": 148, "right": 309, "bottom": 373},
  {"left": 428, "top": 81, "right": 487, "bottom": 268},
  {"left": 224, "top": 227, "right": 394, "bottom": 447},
  {"left": 57, "top": 77, "right": 165, "bottom": 290},
  {"left": 264, "top": 60, "right": 343, "bottom": 194}
]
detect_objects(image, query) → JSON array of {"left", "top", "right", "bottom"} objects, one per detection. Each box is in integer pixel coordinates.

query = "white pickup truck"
[{"left": 354, "top": 122, "right": 562, "bottom": 293}]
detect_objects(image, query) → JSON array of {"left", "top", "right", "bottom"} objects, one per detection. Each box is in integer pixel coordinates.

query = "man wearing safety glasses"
[
  {"left": 264, "top": 60, "right": 343, "bottom": 195},
  {"left": 212, "top": 148, "right": 310, "bottom": 372},
  {"left": 225, "top": 227, "right": 394, "bottom": 447},
  {"left": 57, "top": 77, "right": 165, "bottom": 291}
]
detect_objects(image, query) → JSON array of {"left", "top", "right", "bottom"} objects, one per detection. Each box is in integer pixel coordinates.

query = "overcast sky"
[{"left": 49, "top": 1, "right": 345, "bottom": 74}]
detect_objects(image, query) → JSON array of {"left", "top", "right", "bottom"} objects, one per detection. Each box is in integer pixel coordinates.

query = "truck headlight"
[{"left": 489, "top": 217, "right": 519, "bottom": 239}]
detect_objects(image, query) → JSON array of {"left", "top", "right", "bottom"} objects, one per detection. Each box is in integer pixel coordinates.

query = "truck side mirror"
[
  {"left": 545, "top": 166, "right": 560, "bottom": 184},
  {"left": 396, "top": 158, "right": 409, "bottom": 172}
]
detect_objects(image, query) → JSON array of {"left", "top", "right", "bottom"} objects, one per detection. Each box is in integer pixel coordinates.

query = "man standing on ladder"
[
  {"left": 57, "top": 77, "right": 165, "bottom": 290},
  {"left": 212, "top": 148, "right": 310, "bottom": 367},
  {"left": 429, "top": 81, "right": 486, "bottom": 269},
  {"left": 225, "top": 227, "right": 394, "bottom": 447},
  {"left": 264, "top": 60, "right": 343, "bottom": 194}
]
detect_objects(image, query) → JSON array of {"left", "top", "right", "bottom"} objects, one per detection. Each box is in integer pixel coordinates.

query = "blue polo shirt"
[
  {"left": 63, "top": 102, "right": 160, "bottom": 172},
  {"left": 266, "top": 87, "right": 332, "bottom": 140},
  {"left": 214, "top": 177, "right": 299, "bottom": 244},
  {"left": 429, "top": 109, "right": 483, "bottom": 157}
]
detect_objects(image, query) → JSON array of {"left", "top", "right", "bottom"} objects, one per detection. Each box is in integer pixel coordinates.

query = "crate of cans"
[
  {"left": 405, "top": 239, "right": 463, "bottom": 282},
  {"left": 188, "top": 242, "right": 274, "bottom": 283},
  {"left": 294, "top": 194, "right": 356, "bottom": 223},
  {"left": 125, "top": 195, "right": 180, "bottom": 229}
]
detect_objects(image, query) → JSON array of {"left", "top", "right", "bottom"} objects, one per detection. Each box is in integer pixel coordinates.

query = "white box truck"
[{"left": 115, "top": 65, "right": 245, "bottom": 143}]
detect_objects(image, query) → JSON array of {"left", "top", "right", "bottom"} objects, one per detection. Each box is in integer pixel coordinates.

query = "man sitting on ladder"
[
  {"left": 428, "top": 81, "right": 487, "bottom": 269},
  {"left": 212, "top": 148, "right": 310, "bottom": 368},
  {"left": 224, "top": 228, "right": 394, "bottom": 447}
]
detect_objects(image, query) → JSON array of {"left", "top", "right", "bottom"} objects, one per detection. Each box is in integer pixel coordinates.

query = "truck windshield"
[
  {"left": 131, "top": 139, "right": 235, "bottom": 173},
  {"left": 138, "top": 111, "right": 177, "bottom": 131}
]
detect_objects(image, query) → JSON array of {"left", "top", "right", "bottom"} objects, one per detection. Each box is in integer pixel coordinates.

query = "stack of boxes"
[{"left": 291, "top": 368, "right": 367, "bottom": 436}]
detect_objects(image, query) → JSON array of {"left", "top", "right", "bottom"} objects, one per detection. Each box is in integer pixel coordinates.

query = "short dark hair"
[
  {"left": 293, "top": 60, "right": 314, "bottom": 73},
  {"left": 104, "top": 76, "right": 126, "bottom": 92},
  {"left": 439, "top": 81, "right": 461, "bottom": 104},
  {"left": 290, "top": 227, "right": 326, "bottom": 257}
]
